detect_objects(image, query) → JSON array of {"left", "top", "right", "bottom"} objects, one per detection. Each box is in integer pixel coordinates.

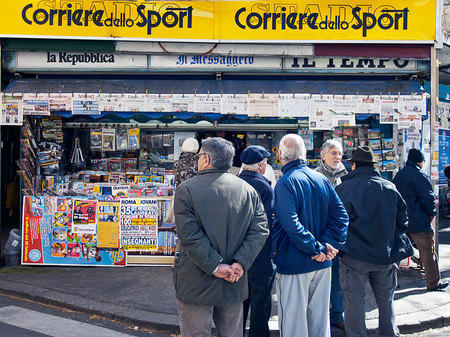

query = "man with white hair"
[
  {"left": 315, "top": 139, "right": 348, "bottom": 331},
  {"left": 272, "top": 134, "right": 349, "bottom": 337},
  {"left": 238, "top": 145, "right": 275, "bottom": 337}
]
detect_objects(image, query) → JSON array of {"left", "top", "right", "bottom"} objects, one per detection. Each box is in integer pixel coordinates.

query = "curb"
[{"left": 0, "top": 279, "right": 180, "bottom": 334}]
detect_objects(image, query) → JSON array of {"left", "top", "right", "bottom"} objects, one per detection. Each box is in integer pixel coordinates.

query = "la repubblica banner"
[{"left": 0, "top": 0, "right": 437, "bottom": 43}]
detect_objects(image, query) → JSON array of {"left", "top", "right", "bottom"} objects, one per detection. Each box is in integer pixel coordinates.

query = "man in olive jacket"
[{"left": 174, "top": 137, "right": 269, "bottom": 337}]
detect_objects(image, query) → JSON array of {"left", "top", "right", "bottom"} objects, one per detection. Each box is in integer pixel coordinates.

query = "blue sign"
[{"left": 439, "top": 128, "right": 450, "bottom": 185}]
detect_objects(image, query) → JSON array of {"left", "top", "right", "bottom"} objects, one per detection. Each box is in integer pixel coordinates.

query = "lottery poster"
[
  {"left": 119, "top": 198, "right": 159, "bottom": 251},
  {"left": 21, "top": 196, "right": 126, "bottom": 266}
]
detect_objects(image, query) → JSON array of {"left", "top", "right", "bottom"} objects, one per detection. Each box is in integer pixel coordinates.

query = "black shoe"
[
  {"left": 331, "top": 321, "right": 345, "bottom": 331},
  {"left": 428, "top": 281, "right": 449, "bottom": 291}
]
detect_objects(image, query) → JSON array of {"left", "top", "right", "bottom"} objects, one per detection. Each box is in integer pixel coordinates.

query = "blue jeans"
[
  {"left": 340, "top": 255, "right": 399, "bottom": 337},
  {"left": 330, "top": 257, "right": 344, "bottom": 324}
]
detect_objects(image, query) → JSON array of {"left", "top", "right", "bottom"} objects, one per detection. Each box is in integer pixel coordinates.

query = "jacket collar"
[
  {"left": 281, "top": 159, "right": 305, "bottom": 174},
  {"left": 346, "top": 166, "right": 380, "bottom": 179},
  {"left": 320, "top": 161, "right": 347, "bottom": 178},
  {"left": 406, "top": 159, "right": 421, "bottom": 170},
  {"left": 198, "top": 167, "right": 229, "bottom": 175},
  {"left": 239, "top": 169, "right": 271, "bottom": 185}
]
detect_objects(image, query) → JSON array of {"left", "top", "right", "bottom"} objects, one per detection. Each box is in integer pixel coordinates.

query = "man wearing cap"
[
  {"left": 393, "top": 148, "right": 449, "bottom": 291},
  {"left": 173, "top": 137, "right": 269, "bottom": 337},
  {"left": 335, "top": 146, "right": 413, "bottom": 337},
  {"left": 272, "top": 134, "right": 349, "bottom": 337},
  {"left": 315, "top": 139, "right": 348, "bottom": 331},
  {"left": 238, "top": 145, "right": 275, "bottom": 337}
]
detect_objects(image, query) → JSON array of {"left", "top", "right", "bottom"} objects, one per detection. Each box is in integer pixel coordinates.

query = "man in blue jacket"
[
  {"left": 272, "top": 134, "right": 349, "bottom": 337},
  {"left": 238, "top": 145, "right": 275, "bottom": 337},
  {"left": 336, "top": 146, "right": 413, "bottom": 337},
  {"left": 393, "top": 148, "right": 448, "bottom": 291}
]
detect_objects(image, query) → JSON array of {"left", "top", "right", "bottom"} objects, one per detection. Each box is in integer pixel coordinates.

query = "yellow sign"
[{"left": 0, "top": 1, "right": 436, "bottom": 42}]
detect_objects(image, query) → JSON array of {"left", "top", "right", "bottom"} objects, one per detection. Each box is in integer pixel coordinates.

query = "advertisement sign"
[
  {"left": 439, "top": 129, "right": 450, "bottom": 185},
  {"left": 0, "top": 1, "right": 436, "bottom": 42},
  {"left": 22, "top": 196, "right": 126, "bottom": 266}
]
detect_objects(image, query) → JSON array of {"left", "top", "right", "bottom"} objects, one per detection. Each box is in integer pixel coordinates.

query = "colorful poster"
[
  {"left": 22, "top": 196, "right": 126, "bottom": 266},
  {"left": 120, "top": 198, "right": 158, "bottom": 251},
  {"left": 97, "top": 201, "right": 120, "bottom": 249},
  {"left": 72, "top": 199, "right": 98, "bottom": 236},
  {"left": 1, "top": 93, "right": 23, "bottom": 125}
]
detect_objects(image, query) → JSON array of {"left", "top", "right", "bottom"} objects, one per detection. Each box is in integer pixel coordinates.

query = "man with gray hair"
[
  {"left": 174, "top": 137, "right": 269, "bottom": 337},
  {"left": 315, "top": 139, "right": 348, "bottom": 331},
  {"left": 272, "top": 134, "right": 349, "bottom": 337}
]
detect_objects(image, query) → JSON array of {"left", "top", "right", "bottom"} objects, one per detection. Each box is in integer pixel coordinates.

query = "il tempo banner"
[{"left": 0, "top": 1, "right": 436, "bottom": 42}]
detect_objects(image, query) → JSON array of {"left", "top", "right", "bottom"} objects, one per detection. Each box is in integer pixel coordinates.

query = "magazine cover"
[
  {"left": 90, "top": 128, "right": 102, "bottom": 151},
  {"left": 116, "top": 128, "right": 128, "bottom": 150},
  {"left": 128, "top": 128, "right": 140, "bottom": 149},
  {"left": 102, "top": 128, "right": 116, "bottom": 151}
]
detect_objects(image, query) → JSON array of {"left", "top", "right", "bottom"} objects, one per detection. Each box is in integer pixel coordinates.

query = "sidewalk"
[{"left": 0, "top": 217, "right": 450, "bottom": 336}]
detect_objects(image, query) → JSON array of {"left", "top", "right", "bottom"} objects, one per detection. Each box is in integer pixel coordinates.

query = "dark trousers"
[
  {"left": 409, "top": 230, "right": 441, "bottom": 290},
  {"left": 330, "top": 257, "right": 345, "bottom": 324},
  {"left": 242, "top": 270, "right": 275, "bottom": 337},
  {"left": 340, "top": 255, "right": 399, "bottom": 337}
]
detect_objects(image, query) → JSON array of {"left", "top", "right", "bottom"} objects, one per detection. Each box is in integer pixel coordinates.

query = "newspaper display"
[
  {"left": 98, "top": 94, "right": 124, "bottom": 112},
  {"left": 247, "top": 93, "right": 279, "bottom": 117},
  {"left": 309, "top": 96, "right": 333, "bottom": 130},
  {"left": 122, "top": 93, "right": 146, "bottom": 112},
  {"left": 171, "top": 94, "right": 195, "bottom": 112},
  {"left": 379, "top": 98, "right": 398, "bottom": 124},
  {"left": 398, "top": 95, "right": 427, "bottom": 116},
  {"left": 2, "top": 93, "right": 24, "bottom": 125},
  {"left": 194, "top": 94, "right": 222, "bottom": 113},
  {"left": 356, "top": 96, "right": 381, "bottom": 114},
  {"left": 278, "top": 94, "right": 309, "bottom": 117},
  {"left": 48, "top": 93, "right": 72, "bottom": 111},
  {"left": 398, "top": 113, "right": 422, "bottom": 130},
  {"left": 22, "top": 93, "right": 50, "bottom": 116},
  {"left": 221, "top": 94, "right": 248, "bottom": 115},
  {"left": 72, "top": 93, "right": 100, "bottom": 115},
  {"left": 146, "top": 94, "right": 173, "bottom": 112}
]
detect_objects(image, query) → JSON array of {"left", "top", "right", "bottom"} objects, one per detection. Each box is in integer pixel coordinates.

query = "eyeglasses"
[{"left": 194, "top": 153, "right": 208, "bottom": 160}]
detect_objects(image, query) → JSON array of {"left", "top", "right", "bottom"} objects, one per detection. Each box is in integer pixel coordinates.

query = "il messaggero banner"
[{"left": 0, "top": 1, "right": 436, "bottom": 42}]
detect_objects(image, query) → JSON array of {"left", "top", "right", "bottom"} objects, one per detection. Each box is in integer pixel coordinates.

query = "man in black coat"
[
  {"left": 336, "top": 146, "right": 413, "bottom": 337},
  {"left": 393, "top": 148, "right": 448, "bottom": 291},
  {"left": 238, "top": 145, "right": 275, "bottom": 337}
]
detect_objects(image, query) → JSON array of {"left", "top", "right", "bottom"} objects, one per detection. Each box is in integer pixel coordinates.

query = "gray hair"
[
  {"left": 241, "top": 158, "right": 266, "bottom": 171},
  {"left": 279, "top": 134, "right": 306, "bottom": 162},
  {"left": 201, "top": 137, "right": 235, "bottom": 170},
  {"left": 320, "top": 140, "right": 343, "bottom": 156}
]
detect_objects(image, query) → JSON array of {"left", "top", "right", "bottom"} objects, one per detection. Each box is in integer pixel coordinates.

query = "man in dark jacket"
[
  {"left": 238, "top": 145, "right": 275, "bottom": 337},
  {"left": 393, "top": 148, "right": 448, "bottom": 291},
  {"left": 174, "top": 137, "right": 269, "bottom": 337},
  {"left": 336, "top": 146, "right": 413, "bottom": 337},
  {"left": 273, "top": 134, "right": 349, "bottom": 337}
]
